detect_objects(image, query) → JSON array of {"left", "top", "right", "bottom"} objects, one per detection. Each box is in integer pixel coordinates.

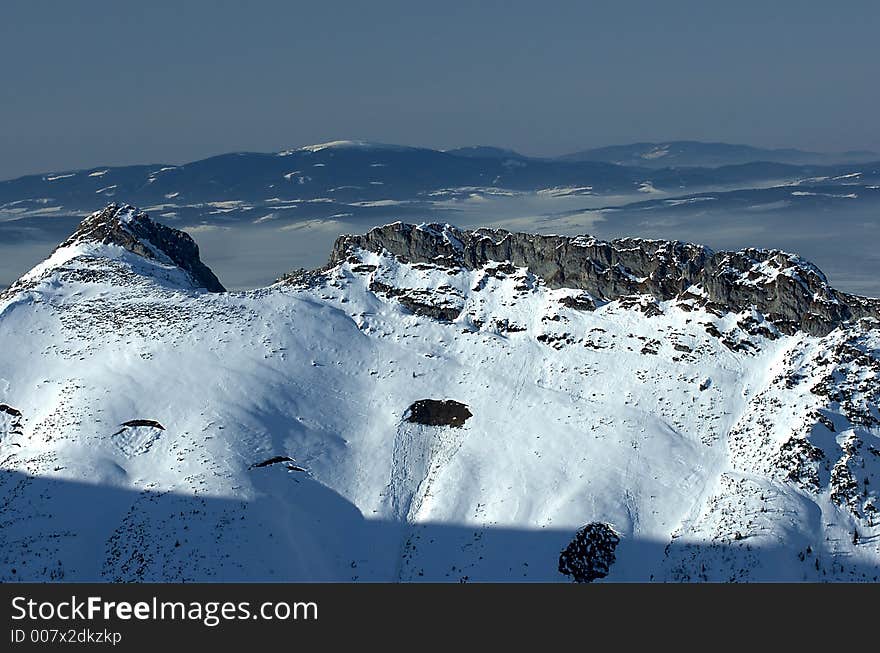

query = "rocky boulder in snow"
[
  {"left": 405, "top": 400, "right": 472, "bottom": 428},
  {"left": 113, "top": 419, "right": 165, "bottom": 433},
  {"left": 558, "top": 522, "right": 621, "bottom": 583}
]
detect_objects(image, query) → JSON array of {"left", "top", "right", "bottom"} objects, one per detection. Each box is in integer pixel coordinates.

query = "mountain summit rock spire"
[{"left": 60, "top": 203, "right": 225, "bottom": 292}]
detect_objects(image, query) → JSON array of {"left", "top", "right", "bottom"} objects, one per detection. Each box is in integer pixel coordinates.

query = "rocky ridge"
[{"left": 330, "top": 222, "right": 880, "bottom": 336}]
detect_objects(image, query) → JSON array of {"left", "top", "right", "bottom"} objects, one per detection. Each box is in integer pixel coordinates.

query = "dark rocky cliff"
[{"left": 330, "top": 222, "right": 880, "bottom": 336}]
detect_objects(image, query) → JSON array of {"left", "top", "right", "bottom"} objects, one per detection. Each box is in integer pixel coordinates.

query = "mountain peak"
[
  {"left": 278, "top": 140, "right": 422, "bottom": 156},
  {"left": 61, "top": 203, "right": 226, "bottom": 292},
  {"left": 3, "top": 204, "right": 226, "bottom": 295}
]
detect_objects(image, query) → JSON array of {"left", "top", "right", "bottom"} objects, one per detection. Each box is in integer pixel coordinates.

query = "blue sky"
[{"left": 1, "top": 0, "right": 878, "bottom": 179}]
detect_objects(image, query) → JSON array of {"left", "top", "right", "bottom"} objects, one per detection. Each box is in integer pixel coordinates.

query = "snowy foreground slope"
[{"left": 1, "top": 204, "right": 879, "bottom": 582}]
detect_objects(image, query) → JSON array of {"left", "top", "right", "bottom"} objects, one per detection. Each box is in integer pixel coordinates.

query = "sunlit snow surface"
[{"left": 0, "top": 231, "right": 878, "bottom": 582}]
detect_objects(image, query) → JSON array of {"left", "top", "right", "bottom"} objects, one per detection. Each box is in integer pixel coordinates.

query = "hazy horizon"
[
  {"left": 3, "top": 190, "right": 879, "bottom": 299},
  {"left": 2, "top": 1, "right": 879, "bottom": 179},
  {"left": 2, "top": 136, "right": 878, "bottom": 183}
]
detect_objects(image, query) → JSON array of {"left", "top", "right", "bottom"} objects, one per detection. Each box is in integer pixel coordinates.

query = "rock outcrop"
[
  {"left": 59, "top": 204, "right": 225, "bottom": 292},
  {"left": 405, "top": 399, "right": 473, "bottom": 428},
  {"left": 0, "top": 404, "right": 23, "bottom": 441},
  {"left": 331, "top": 222, "right": 880, "bottom": 336},
  {"left": 558, "top": 522, "right": 621, "bottom": 583}
]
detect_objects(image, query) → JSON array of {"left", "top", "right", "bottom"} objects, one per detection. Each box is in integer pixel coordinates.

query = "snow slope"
[{"left": 0, "top": 205, "right": 878, "bottom": 582}]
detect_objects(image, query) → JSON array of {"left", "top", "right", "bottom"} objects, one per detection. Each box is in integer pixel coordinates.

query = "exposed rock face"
[
  {"left": 112, "top": 419, "right": 166, "bottom": 434},
  {"left": 0, "top": 404, "right": 22, "bottom": 419},
  {"left": 405, "top": 399, "right": 472, "bottom": 428},
  {"left": 558, "top": 293, "right": 596, "bottom": 311},
  {"left": 0, "top": 404, "right": 23, "bottom": 441},
  {"left": 369, "top": 279, "right": 464, "bottom": 322},
  {"left": 331, "top": 223, "right": 880, "bottom": 336},
  {"left": 248, "top": 456, "right": 295, "bottom": 470},
  {"left": 558, "top": 522, "right": 621, "bottom": 583},
  {"left": 110, "top": 421, "right": 166, "bottom": 458},
  {"left": 59, "top": 204, "right": 225, "bottom": 292}
]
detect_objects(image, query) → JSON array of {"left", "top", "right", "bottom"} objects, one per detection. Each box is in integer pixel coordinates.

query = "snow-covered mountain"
[
  {"left": 1, "top": 203, "right": 878, "bottom": 582},
  {"left": 2, "top": 141, "right": 877, "bottom": 231}
]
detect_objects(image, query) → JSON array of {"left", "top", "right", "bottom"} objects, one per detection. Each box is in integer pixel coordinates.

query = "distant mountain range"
[
  {"left": 1, "top": 139, "right": 878, "bottom": 295},
  {"left": 1, "top": 140, "right": 877, "bottom": 229},
  {"left": 556, "top": 140, "right": 879, "bottom": 168}
]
